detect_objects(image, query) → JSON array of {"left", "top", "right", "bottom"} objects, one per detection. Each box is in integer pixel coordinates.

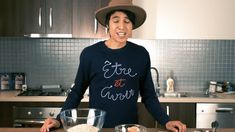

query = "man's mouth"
[{"left": 117, "top": 32, "right": 126, "bottom": 37}]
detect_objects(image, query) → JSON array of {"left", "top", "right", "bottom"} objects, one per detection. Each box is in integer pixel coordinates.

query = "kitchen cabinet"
[
  {"left": 0, "top": 0, "right": 72, "bottom": 37},
  {"left": 72, "top": 0, "right": 109, "bottom": 38},
  {"left": 0, "top": 102, "right": 63, "bottom": 127},
  {"left": 0, "top": 102, "right": 155, "bottom": 128},
  {"left": 0, "top": 0, "right": 18, "bottom": 36},
  {"left": 0, "top": 102, "right": 12, "bottom": 127},
  {"left": 21, "top": 0, "right": 72, "bottom": 36},
  {"left": 133, "top": 0, "right": 235, "bottom": 39},
  {"left": 0, "top": 102, "right": 87, "bottom": 127},
  {"left": 197, "top": 103, "right": 235, "bottom": 128},
  {"left": 129, "top": 103, "right": 196, "bottom": 128},
  {"left": 138, "top": 103, "right": 156, "bottom": 128},
  {"left": 157, "top": 103, "right": 196, "bottom": 128}
]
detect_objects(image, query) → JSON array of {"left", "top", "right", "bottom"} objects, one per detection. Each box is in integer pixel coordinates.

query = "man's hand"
[
  {"left": 165, "top": 120, "right": 187, "bottom": 132},
  {"left": 40, "top": 118, "right": 60, "bottom": 132}
]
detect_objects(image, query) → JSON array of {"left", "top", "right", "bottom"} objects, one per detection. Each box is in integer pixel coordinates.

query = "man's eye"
[
  {"left": 113, "top": 19, "right": 119, "bottom": 23},
  {"left": 124, "top": 19, "right": 131, "bottom": 23}
]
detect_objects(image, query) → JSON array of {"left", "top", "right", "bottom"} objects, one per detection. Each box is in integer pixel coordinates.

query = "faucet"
[{"left": 151, "top": 67, "right": 160, "bottom": 96}]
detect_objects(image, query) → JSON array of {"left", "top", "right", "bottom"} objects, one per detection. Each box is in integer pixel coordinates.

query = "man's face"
[{"left": 108, "top": 11, "right": 133, "bottom": 44}]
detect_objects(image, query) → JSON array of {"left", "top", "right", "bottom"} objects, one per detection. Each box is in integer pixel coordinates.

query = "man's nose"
[{"left": 118, "top": 22, "right": 125, "bottom": 29}]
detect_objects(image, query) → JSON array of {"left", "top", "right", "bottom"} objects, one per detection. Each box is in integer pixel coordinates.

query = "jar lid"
[{"left": 210, "top": 81, "right": 217, "bottom": 84}]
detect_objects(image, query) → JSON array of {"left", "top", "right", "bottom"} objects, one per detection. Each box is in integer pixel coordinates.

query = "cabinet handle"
[
  {"left": 216, "top": 108, "right": 233, "bottom": 113},
  {"left": 166, "top": 105, "right": 170, "bottom": 116},
  {"left": 94, "top": 18, "right": 98, "bottom": 34},
  {"left": 39, "top": 8, "right": 42, "bottom": 28},
  {"left": 49, "top": 8, "right": 53, "bottom": 29}
]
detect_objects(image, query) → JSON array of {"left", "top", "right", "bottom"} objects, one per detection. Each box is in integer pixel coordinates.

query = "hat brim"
[{"left": 95, "top": 5, "right": 146, "bottom": 30}]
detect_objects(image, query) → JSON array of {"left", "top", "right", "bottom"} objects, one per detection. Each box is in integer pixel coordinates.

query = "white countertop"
[{"left": 1, "top": 91, "right": 235, "bottom": 103}]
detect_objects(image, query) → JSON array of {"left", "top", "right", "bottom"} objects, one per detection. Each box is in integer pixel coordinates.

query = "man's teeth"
[{"left": 118, "top": 32, "right": 125, "bottom": 36}]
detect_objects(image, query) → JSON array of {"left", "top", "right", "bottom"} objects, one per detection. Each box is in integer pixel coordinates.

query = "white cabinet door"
[{"left": 133, "top": 0, "right": 235, "bottom": 39}]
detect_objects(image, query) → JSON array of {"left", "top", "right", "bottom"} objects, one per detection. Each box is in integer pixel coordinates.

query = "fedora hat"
[{"left": 95, "top": 0, "right": 146, "bottom": 29}]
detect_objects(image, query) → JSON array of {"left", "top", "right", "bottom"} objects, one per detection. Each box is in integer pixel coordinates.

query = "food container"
[
  {"left": 0, "top": 73, "right": 12, "bottom": 90},
  {"left": 115, "top": 124, "right": 147, "bottom": 132},
  {"left": 60, "top": 108, "right": 106, "bottom": 132},
  {"left": 12, "top": 72, "right": 25, "bottom": 90},
  {"left": 216, "top": 82, "right": 223, "bottom": 93},
  {"left": 225, "top": 82, "right": 234, "bottom": 92},
  {"left": 1, "top": 72, "right": 25, "bottom": 90},
  {"left": 208, "top": 81, "right": 217, "bottom": 93}
]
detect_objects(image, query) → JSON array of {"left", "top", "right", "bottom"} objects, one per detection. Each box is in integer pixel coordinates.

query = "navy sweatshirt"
[{"left": 57, "top": 41, "right": 169, "bottom": 128}]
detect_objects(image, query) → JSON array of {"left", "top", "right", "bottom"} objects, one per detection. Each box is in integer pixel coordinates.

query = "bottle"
[{"left": 166, "top": 77, "right": 174, "bottom": 93}]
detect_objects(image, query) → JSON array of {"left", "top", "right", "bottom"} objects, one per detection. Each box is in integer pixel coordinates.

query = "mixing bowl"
[
  {"left": 114, "top": 124, "right": 147, "bottom": 132},
  {"left": 60, "top": 108, "right": 106, "bottom": 132}
]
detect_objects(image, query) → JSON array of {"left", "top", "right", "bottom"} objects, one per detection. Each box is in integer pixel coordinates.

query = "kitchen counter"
[
  {"left": 1, "top": 90, "right": 235, "bottom": 103},
  {"left": 1, "top": 128, "right": 235, "bottom": 132},
  {"left": 1, "top": 91, "right": 234, "bottom": 129}
]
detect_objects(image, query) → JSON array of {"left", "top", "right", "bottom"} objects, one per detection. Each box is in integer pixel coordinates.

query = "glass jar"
[
  {"left": 216, "top": 82, "right": 223, "bottom": 93},
  {"left": 209, "top": 81, "right": 217, "bottom": 93},
  {"left": 225, "top": 82, "right": 233, "bottom": 92}
]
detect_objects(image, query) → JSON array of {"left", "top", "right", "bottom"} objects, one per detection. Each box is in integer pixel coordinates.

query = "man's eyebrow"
[
  {"left": 111, "top": 16, "right": 120, "bottom": 19},
  {"left": 111, "top": 16, "right": 129, "bottom": 20}
]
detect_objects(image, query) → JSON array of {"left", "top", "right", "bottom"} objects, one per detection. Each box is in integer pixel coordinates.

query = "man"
[{"left": 40, "top": 0, "right": 187, "bottom": 131}]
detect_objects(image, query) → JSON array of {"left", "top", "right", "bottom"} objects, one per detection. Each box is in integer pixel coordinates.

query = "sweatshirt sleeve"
[
  {"left": 56, "top": 48, "right": 90, "bottom": 122},
  {"left": 139, "top": 51, "right": 170, "bottom": 126}
]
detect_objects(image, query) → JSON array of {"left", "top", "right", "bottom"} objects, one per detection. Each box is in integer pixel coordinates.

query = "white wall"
[
  {"left": 133, "top": 0, "right": 235, "bottom": 39},
  {"left": 133, "top": 0, "right": 158, "bottom": 39}
]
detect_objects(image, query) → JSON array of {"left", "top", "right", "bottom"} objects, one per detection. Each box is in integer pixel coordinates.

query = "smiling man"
[{"left": 40, "top": 0, "right": 186, "bottom": 132}]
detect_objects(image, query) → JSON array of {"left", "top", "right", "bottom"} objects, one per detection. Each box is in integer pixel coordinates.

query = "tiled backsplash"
[{"left": 0, "top": 37, "right": 234, "bottom": 92}]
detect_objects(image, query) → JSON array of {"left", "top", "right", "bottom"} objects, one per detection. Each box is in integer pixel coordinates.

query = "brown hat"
[{"left": 95, "top": 0, "right": 147, "bottom": 29}]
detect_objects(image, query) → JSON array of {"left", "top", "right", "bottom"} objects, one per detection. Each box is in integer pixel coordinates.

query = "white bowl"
[
  {"left": 114, "top": 124, "right": 147, "bottom": 132},
  {"left": 60, "top": 108, "right": 106, "bottom": 132}
]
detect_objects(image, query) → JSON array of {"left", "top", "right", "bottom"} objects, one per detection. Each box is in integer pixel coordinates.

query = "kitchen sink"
[
  {"left": 161, "top": 92, "right": 218, "bottom": 98},
  {"left": 186, "top": 92, "right": 217, "bottom": 98}
]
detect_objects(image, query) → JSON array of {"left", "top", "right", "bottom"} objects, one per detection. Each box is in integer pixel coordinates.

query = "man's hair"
[{"left": 105, "top": 10, "right": 136, "bottom": 27}]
